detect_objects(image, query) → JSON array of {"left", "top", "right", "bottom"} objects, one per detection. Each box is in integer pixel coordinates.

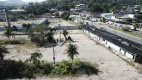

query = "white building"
[
  {"left": 120, "top": 14, "right": 142, "bottom": 19},
  {"left": 75, "top": 4, "right": 88, "bottom": 11},
  {"left": 100, "top": 13, "right": 114, "bottom": 19}
]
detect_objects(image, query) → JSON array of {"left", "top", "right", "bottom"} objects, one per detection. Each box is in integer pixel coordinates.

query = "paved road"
[
  {"left": 91, "top": 22, "right": 142, "bottom": 45},
  {"left": 84, "top": 26, "right": 142, "bottom": 55}
]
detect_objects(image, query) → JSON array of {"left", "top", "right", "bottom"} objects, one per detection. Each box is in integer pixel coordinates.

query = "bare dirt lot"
[
  {"left": 0, "top": 20, "right": 36, "bottom": 27},
  {"left": 3, "top": 30, "right": 142, "bottom": 80}
]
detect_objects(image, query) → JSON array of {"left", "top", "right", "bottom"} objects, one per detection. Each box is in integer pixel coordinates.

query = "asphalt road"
[
  {"left": 84, "top": 26, "right": 142, "bottom": 55},
  {"left": 92, "top": 22, "right": 142, "bottom": 45}
]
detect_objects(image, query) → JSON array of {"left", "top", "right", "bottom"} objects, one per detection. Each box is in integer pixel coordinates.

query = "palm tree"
[
  {"left": 4, "top": 26, "right": 13, "bottom": 40},
  {"left": 65, "top": 43, "right": 79, "bottom": 63},
  {"left": 0, "top": 46, "right": 9, "bottom": 61},
  {"left": 63, "top": 30, "right": 69, "bottom": 41}
]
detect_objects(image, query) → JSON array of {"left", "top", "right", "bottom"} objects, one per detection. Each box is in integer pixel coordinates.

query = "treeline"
[{"left": 24, "top": 0, "right": 142, "bottom": 15}]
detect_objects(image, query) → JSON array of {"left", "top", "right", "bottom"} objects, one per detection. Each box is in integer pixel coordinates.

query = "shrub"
[
  {"left": 39, "top": 61, "right": 52, "bottom": 75},
  {"left": 52, "top": 60, "right": 72, "bottom": 75},
  {"left": 122, "top": 27, "right": 131, "bottom": 31},
  {"left": 135, "top": 54, "right": 142, "bottom": 64},
  {"left": 0, "top": 39, "right": 26, "bottom": 45},
  {"left": 61, "top": 12, "right": 70, "bottom": 20},
  {"left": 0, "top": 60, "right": 26, "bottom": 79},
  {"left": 51, "top": 60, "right": 99, "bottom": 75}
]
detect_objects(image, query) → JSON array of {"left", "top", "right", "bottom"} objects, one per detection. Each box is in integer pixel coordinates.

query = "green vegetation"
[
  {"left": 22, "top": 23, "right": 31, "bottom": 32},
  {"left": 135, "top": 54, "right": 142, "bottom": 64},
  {"left": 65, "top": 43, "right": 79, "bottom": 64},
  {"left": 122, "top": 26, "right": 131, "bottom": 31},
  {"left": 100, "top": 17, "right": 105, "bottom": 23},
  {"left": 0, "top": 39, "right": 26, "bottom": 45},
  {"left": 62, "top": 30, "right": 69, "bottom": 41},
  {"left": 24, "top": 0, "right": 142, "bottom": 16},
  {"left": 133, "top": 22, "right": 140, "bottom": 31},
  {"left": 110, "top": 26, "right": 142, "bottom": 38},
  {"left": 61, "top": 12, "right": 70, "bottom": 20},
  {"left": 0, "top": 46, "right": 9, "bottom": 61},
  {"left": 28, "top": 24, "right": 56, "bottom": 47},
  {"left": 4, "top": 27, "right": 14, "bottom": 41},
  {"left": 0, "top": 51, "right": 99, "bottom": 79}
]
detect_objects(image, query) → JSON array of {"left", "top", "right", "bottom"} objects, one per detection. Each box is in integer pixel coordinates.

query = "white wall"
[{"left": 83, "top": 29, "right": 134, "bottom": 60}]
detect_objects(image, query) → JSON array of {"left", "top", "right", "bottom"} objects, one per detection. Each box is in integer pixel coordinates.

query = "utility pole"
[
  {"left": 3, "top": 9, "right": 11, "bottom": 29},
  {"left": 58, "top": 19, "right": 61, "bottom": 42},
  {"left": 53, "top": 46, "right": 55, "bottom": 65}
]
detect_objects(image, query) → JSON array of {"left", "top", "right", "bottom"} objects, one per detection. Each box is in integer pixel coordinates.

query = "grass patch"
[
  {"left": 110, "top": 26, "right": 142, "bottom": 38},
  {"left": 0, "top": 39, "right": 26, "bottom": 45}
]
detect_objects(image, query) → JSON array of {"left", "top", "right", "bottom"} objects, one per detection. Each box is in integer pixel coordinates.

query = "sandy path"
[{"left": 4, "top": 30, "right": 142, "bottom": 80}]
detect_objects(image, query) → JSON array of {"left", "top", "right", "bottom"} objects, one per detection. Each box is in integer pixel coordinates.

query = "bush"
[
  {"left": 52, "top": 60, "right": 72, "bottom": 75},
  {"left": 51, "top": 60, "right": 99, "bottom": 75},
  {"left": 39, "top": 61, "right": 52, "bottom": 74},
  {"left": 122, "top": 27, "right": 131, "bottom": 31},
  {"left": 61, "top": 12, "right": 70, "bottom": 20},
  {"left": 0, "top": 59, "right": 99, "bottom": 79},
  {"left": 0, "top": 39, "right": 26, "bottom": 45},
  {"left": 0, "top": 60, "right": 26, "bottom": 79},
  {"left": 135, "top": 54, "right": 142, "bottom": 64}
]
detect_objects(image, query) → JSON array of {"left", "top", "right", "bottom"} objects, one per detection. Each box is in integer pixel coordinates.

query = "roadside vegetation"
[
  {"left": 110, "top": 26, "right": 142, "bottom": 38},
  {"left": 0, "top": 43, "right": 99, "bottom": 79},
  {"left": 28, "top": 23, "right": 56, "bottom": 47}
]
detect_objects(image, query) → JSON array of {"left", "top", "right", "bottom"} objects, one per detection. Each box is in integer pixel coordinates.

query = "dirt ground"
[
  {"left": 3, "top": 30, "right": 142, "bottom": 80},
  {"left": 0, "top": 20, "right": 36, "bottom": 27}
]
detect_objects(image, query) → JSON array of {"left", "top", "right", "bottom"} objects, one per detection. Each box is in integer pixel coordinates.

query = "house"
[
  {"left": 120, "top": 14, "right": 142, "bottom": 19},
  {"left": 31, "top": 18, "right": 48, "bottom": 28},
  {"left": 69, "top": 15, "right": 83, "bottom": 23},
  {"left": 10, "top": 9, "right": 25, "bottom": 12},
  {"left": 75, "top": 4, "right": 88, "bottom": 11},
  {"left": 100, "top": 13, "right": 114, "bottom": 19}
]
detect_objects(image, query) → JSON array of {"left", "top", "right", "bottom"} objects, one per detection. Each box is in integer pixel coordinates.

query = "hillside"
[{"left": 0, "top": 0, "right": 27, "bottom": 6}]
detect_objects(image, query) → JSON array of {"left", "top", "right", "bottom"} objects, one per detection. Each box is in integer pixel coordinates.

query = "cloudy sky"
[{"left": 0, "top": 0, "right": 46, "bottom": 3}]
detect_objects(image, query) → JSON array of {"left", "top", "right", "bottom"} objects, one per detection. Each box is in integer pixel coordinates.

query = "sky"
[{"left": 0, "top": 0, "right": 46, "bottom": 3}]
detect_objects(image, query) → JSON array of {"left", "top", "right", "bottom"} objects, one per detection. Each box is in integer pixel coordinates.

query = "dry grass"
[
  {"left": 23, "top": 41, "right": 37, "bottom": 49},
  {"left": 0, "top": 20, "right": 36, "bottom": 26}
]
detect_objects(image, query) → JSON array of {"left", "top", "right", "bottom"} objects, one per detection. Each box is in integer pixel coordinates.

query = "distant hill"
[{"left": 0, "top": 0, "right": 27, "bottom": 6}]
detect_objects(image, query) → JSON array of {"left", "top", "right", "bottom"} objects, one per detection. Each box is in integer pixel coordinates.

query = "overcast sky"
[{"left": 0, "top": 0, "right": 46, "bottom": 3}]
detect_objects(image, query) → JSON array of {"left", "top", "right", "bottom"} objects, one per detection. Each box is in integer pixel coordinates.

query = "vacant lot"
[
  {"left": 3, "top": 30, "right": 142, "bottom": 80},
  {"left": 0, "top": 20, "right": 36, "bottom": 27}
]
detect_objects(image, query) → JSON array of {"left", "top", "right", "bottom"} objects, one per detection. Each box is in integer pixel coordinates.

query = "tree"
[
  {"left": 26, "top": 52, "right": 42, "bottom": 67},
  {"left": 100, "top": 17, "right": 105, "bottom": 23},
  {"left": 124, "top": 18, "right": 132, "bottom": 23},
  {"left": 4, "top": 27, "right": 13, "bottom": 40},
  {"left": 22, "top": 23, "right": 31, "bottom": 31},
  {"left": 0, "top": 46, "right": 9, "bottom": 61},
  {"left": 12, "top": 25, "right": 18, "bottom": 31},
  {"left": 133, "top": 22, "right": 140, "bottom": 31},
  {"left": 90, "top": 3, "right": 103, "bottom": 13},
  {"left": 62, "top": 30, "right": 69, "bottom": 41},
  {"left": 22, "top": 23, "right": 27, "bottom": 29},
  {"left": 65, "top": 43, "right": 79, "bottom": 64},
  {"left": 61, "top": 12, "right": 70, "bottom": 20},
  {"left": 29, "top": 24, "right": 55, "bottom": 46}
]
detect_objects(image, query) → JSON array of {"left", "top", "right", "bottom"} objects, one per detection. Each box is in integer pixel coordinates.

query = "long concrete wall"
[{"left": 83, "top": 29, "right": 135, "bottom": 60}]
